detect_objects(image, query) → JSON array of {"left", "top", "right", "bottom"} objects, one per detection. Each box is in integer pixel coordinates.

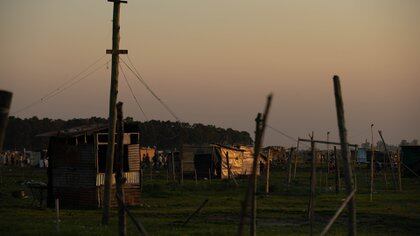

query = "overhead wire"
[
  {"left": 266, "top": 124, "right": 310, "bottom": 148},
  {"left": 121, "top": 55, "right": 181, "bottom": 122},
  {"left": 119, "top": 64, "right": 149, "bottom": 121},
  {"left": 12, "top": 58, "right": 110, "bottom": 115}
]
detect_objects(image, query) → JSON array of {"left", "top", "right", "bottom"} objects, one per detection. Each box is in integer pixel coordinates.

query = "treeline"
[{"left": 4, "top": 116, "right": 253, "bottom": 150}]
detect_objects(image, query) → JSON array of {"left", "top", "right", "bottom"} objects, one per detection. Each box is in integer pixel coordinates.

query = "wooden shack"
[
  {"left": 178, "top": 144, "right": 264, "bottom": 179},
  {"left": 38, "top": 124, "right": 141, "bottom": 209}
]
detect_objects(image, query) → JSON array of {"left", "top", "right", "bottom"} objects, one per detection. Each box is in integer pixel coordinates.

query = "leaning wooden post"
[
  {"left": 238, "top": 94, "right": 272, "bottom": 236},
  {"left": 115, "top": 102, "right": 127, "bottom": 236},
  {"left": 293, "top": 139, "right": 300, "bottom": 179},
  {"left": 265, "top": 148, "right": 271, "bottom": 194},
  {"left": 370, "top": 124, "right": 375, "bottom": 202},
  {"left": 378, "top": 130, "right": 397, "bottom": 191},
  {"left": 334, "top": 146, "right": 340, "bottom": 194},
  {"left": 250, "top": 95, "right": 272, "bottom": 236},
  {"left": 308, "top": 132, "right": 316, "bottom": 236},
  {"left": 238, "top": 113, "right": 261, "bottom": 236},
  {"left": 332, "top": 75, "right": 356, "bottom": 236},
  {"left": 0, "top": 90, "right": 12, "bottom": 151}
]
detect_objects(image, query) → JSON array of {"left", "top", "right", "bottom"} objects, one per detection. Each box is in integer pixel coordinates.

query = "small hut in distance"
[
  {"left": 178, "top": 144, "right": 265, "bottom": 179},
  {"left": 37, "top": 124, "right": 141, "bottom": 209}
]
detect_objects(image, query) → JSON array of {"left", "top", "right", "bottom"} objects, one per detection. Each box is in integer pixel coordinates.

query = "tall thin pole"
[
  {"left": 265, "top": 149, "right": 270, "bottom": 194},
  {"left": 397, "top": 148, "right": 402, "bottom": 191},
  {"left": 293, "top": 139, "right": 300, "bottom": 179},
  {"left": 308, "top": 132, "right": 316, "bottom": 236},
  {"left": 332, "top": 75, "right": 356, "bottom": 236},
  {"left": 238, "top": 94, "right": 272, "bottom": 236},
  {"left": 287, "top": 148, "right": 294, "bottom": 186},
  {"left": 326, "top": 131, "right": 330, "bottom": 190},
  {"left": 115, "top": 102, "right": 127, "bottom": 236},
  {"left": 250, "top": 95, "right": 272, "bottom": 236},
  {"left": 103, "top": 0, "right": 127, "bottom": 225},
  {"left": 370, "top": 124, "right": 374, "bottom": 202},
  {"left": 334, "top": 146, "right": 340, "bottom": 194}
]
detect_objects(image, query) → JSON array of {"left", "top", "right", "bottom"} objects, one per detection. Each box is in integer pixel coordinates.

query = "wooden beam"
[{"left": 298, "top": 138, "right": 358, "bottom": 148}]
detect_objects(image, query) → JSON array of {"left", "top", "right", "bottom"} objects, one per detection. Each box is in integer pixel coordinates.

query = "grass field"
[{"left": 0, "top": 165, "right": 419, "bottom": 235}]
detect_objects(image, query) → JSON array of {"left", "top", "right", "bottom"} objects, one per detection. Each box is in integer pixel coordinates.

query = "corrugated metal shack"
[
  {"left": 178, "top": 144, "right": 264, "bottom": 179},
  {"left": 38, "top": 124, "right": 141, "bottom": 209}
]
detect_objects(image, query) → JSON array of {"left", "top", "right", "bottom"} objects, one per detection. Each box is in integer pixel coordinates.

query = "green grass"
[{"left": 0, "top": 165, "right": 419, "bottom": 235}]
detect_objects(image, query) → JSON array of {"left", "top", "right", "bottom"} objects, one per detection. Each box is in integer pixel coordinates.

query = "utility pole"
[{"left": 102, "top": 0, "right": 128, "bottom": 226}]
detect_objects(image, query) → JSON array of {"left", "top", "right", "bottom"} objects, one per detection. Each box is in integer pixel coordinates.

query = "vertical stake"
[
  {"left": 332, "top": 75, "right": 356, "bottom": 236},
  {"left": 265, "top": 149, "right": 270, "bottom": 194},
  {"left": 238, "top": 94, "right": 272, "bottom": 236},
  {"left": 115, "top": 102, "right": 127, "bottom": 236},
  {"left": 293, "top": 139, "right": 300, "bottom": 179},
  {"left": 308, "top": 132, "right": 316, "bottom": 236},
  {"left": 287, "top": 148, "right": 294, "bottom": 187},
  {"left": 334, "top": 146, "right": 340, "bottom": 194},
  {"left": 370, "top": 124, "right": 375, "bottom": 201},
  {"left": 326, "top": 131, "right": 330, "bottom": 190},
  {"left": 55, "top": 198, "right": 60, "bottom": 232}
]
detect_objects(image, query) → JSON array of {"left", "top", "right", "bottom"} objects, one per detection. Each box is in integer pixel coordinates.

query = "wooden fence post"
[
  {"left": 238, "top": 94, "right": 272, "bottom": 236},
  {"left": 287, "top": 148, "right": 294, "bottom": 186},
  {"left": 55, "top": 198, "right": 60, "bottom": 232},
  {"left": 293, "top": 139, "right": 300, "bottom": 179},
  {"left": 397, "top": 148, "right": 402, "bottom": 191},
  {"left": 115, "top": 102, "right": 127, "bottom": 236},
  {"left": 370, "top": 124, "right": 375, "bottom": 201},
  {"left": 265, "top": 149, "right": 270, "bottom": 194},
  {"left": 308, "top": 132, "right": 316, "bottom": 236},
  {"left": 334, "top": 146, "right": 340, "bottom": 194},
  {"left": 332, "top": 75, "right": 356, "bottom": 236}
]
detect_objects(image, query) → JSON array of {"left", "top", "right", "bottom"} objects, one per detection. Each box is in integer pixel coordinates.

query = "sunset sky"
[{"left": 1, "top": 0, "right": 419, "bottom": 146}]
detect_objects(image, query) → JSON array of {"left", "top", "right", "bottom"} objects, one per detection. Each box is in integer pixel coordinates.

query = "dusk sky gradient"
[{"left": 1, "top": 0, "right": 419, "bottom": 147}]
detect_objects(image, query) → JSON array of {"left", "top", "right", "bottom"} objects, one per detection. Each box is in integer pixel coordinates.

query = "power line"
[
  {"left": 42, "top": 55, "right": 107, "bottom": 102},
  {"left": 266, "top": 124, "right": 298, "bottom": 142},
  {"left": 120, "top": 64, "right": 149, "bottom": 120},
  {"left": 266, "top": 124, "right": 311, "bottom": 148},
  {"left": 121, "top": 55, "right": 181, "bottom": 122},
  {"left": 12, "top": 59, "right": 109, "bottom": 115}
]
